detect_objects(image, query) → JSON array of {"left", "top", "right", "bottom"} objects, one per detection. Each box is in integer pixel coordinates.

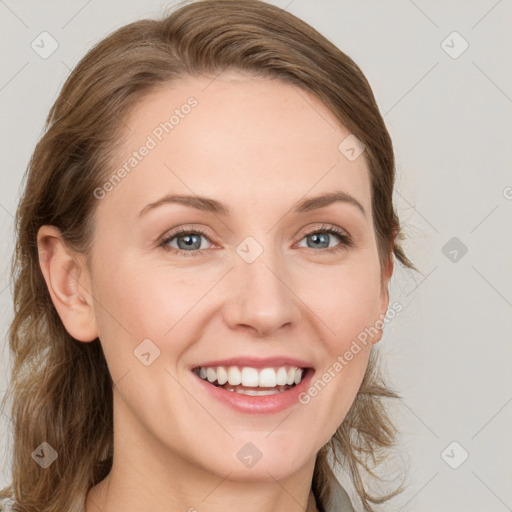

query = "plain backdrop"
[{"left": 1, "top": 1, "right": 511, "bottom": 511}]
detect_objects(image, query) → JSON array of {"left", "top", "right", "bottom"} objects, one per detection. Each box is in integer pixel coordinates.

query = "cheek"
[
  {"left": 298, "top": 265, "right": 381, "bottom": 435},
  {"left": 91, "top": 257, "right": 216, "bottom": 370},
  {"left": 314, "top": 264, "right": 383, "bottom": 349},
  {"left": 90, "top": 261, "right": 172, "bottom": 365}
]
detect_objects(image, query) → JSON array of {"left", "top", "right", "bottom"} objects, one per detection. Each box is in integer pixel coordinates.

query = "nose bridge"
[{"left": 222, "top": 236, "right": 299, "bottom": 336}]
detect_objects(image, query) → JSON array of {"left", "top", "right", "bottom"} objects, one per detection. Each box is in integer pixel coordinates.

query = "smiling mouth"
[{"left": 192, "top": 364, "right": 309, "bottom": 396}]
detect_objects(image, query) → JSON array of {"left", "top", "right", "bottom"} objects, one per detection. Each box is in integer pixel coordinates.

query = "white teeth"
[
  {"left": 259, "top": 368, "right": 277, "bottom": 387},
  {"left": 235, "top": 388, "right": 281, "bottom": 396},
  {"left": 276, "top": 367, "right": 288, "bottom": 386},
  {"left": 216, "top": 366, "right": 228, "bottom": 385},
  {"left": 227, "top": 366, "right": 242, "bottom": 386},
  {"left": 222, "top": 386, "right": 288, "bottom": 395},
  {"left": 195, "top": 365, "right": 306, "bottom": 389},
  {"left": 241, "top": 367, "right": 259, "bottom": 387}
]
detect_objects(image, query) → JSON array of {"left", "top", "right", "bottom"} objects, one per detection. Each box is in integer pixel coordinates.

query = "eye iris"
[
  {"left": 178, "top": 233, "right": 201, "bottom": 250},
  {"left": 308, "top": 233, "right": 329, "bottom": 249}
]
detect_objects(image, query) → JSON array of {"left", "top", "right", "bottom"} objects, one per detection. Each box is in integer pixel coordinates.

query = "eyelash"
[{"left": 158, "top": 224, "right": 353, "bottom": 257}]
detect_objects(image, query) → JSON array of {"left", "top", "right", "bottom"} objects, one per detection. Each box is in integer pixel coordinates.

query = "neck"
[
  {"left": 87, "top": 477, "right": 320, "bottom": 512},
  {"left": 85, "top": 394, "right": 319, "bottom": 512}
]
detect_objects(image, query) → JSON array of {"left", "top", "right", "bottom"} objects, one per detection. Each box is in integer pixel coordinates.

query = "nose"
[{"left": 222, "top": 246, "right": 301, "bottom": 338}]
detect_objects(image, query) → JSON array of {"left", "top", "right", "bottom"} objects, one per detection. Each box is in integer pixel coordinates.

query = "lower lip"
[{"left": 192, "top": 369, "right": 315, "bottom": 414}]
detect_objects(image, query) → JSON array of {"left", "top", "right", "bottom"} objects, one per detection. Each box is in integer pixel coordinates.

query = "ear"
[
  {"left": 372, "top": 252, "right": 395, "bottom": 344},
  {"left": 37, "top": 225, "right": 99, "bottom": 342}
]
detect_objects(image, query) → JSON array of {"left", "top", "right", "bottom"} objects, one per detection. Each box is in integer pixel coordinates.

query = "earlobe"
[{"left": 37, "top": 225, "right": 99, "bottom": 342}]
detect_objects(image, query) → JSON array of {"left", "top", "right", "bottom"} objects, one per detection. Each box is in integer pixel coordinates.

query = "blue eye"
[
  {"left": 159, "top": 224, "right": 352, "bottom": 257},
  {"left": 297, "top": 226, "right": 352, "bottom": 253},
  {"left": 159, "top": 227, "right": 212, "bottom": 257}
]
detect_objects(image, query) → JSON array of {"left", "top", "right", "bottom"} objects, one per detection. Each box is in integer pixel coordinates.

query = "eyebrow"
[{"left": 137, "top": 190, "right": 366, "bottom": 219}]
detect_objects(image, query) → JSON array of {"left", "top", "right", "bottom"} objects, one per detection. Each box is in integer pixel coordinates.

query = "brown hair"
[{"left": 0, "top": 1, "right": 415, "bottom": 511}]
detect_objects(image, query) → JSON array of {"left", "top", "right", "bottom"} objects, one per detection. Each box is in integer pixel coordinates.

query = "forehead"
[{"left": 96, "top": 73, "right": 372, "bottom": 223}]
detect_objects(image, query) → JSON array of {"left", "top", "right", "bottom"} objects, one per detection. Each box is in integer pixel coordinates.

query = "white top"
[{"left": 324, "top": 473, "right": 356, "bottom": 512}]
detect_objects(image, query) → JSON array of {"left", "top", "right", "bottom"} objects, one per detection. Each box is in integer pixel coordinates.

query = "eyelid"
[{"left": 294, "top": 223, "right": 351, "bottom": 242}]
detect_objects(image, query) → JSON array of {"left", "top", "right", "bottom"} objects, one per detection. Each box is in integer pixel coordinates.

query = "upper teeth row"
[{"left": 197, "top": 366, "right": 304, "bottom": 387}]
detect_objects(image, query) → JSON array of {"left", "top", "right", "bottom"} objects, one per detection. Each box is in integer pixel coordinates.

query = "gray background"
[{"left": 1, "top": 1, "right": 511, "bottom": 510}]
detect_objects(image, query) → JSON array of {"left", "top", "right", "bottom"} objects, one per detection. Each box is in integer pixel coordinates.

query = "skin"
[{"left": 37, "top": 72, "right": 393, "bottom": 512}]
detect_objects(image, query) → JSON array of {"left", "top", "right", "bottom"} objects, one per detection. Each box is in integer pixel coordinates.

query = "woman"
[{"left": 0, "top": 1, "right": 415, "bottom": 511}]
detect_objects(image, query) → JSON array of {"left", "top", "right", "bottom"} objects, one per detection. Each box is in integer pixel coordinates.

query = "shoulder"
[
  {"left": 327, "top": 481, "right": 356, "bottom": 511},
  {"left": 324, "top": 472, "right": 356, "bottom": 512}
]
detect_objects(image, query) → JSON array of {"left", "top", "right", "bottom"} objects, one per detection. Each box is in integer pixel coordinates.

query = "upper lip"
[{"left": 192, "top": 356, "right": 314, "bottom": 369}]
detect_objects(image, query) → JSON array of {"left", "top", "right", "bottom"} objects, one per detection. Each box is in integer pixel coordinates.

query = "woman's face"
[{"left": 83, "top": 73, "right": 392, "bottom": 482}]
